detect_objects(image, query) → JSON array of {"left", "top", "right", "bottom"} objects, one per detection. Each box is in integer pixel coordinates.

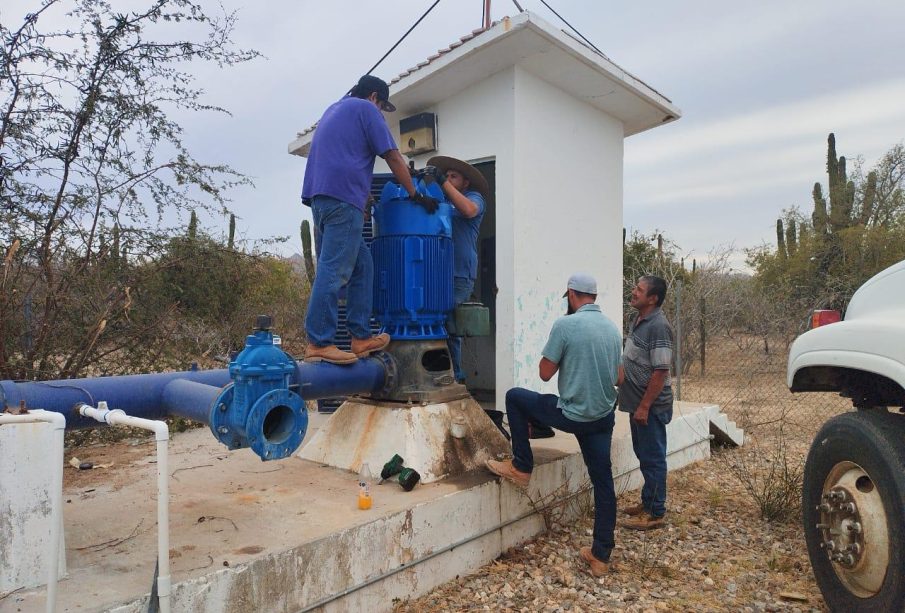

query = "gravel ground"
[{"left": 395, "top": 445, "right": 826, "bottom": 612}]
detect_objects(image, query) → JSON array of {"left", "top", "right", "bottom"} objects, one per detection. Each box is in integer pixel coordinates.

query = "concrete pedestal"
[
  {"left": 0, "top": 421, "right": 66, "bottom": 593},
  {"left": 298, "top": 395, "right": 512, "bottom": 483}
]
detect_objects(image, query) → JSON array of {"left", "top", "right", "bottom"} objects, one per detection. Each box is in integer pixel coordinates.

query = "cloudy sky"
[{"left": 8, "top": 0, "right": 905, "bottom": 267}]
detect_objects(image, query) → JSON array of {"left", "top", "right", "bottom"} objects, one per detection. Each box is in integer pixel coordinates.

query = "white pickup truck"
[{"left": 787, "top": 259, "right": 905, "bottom": 611}]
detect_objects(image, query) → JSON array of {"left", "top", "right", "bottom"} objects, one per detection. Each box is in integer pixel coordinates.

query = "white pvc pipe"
[
  {"left": 0, "top": 409, "right": 66, "bottom": 613},
  {"left": 79, "top": 402, "right": 170, "bottom": 613}
]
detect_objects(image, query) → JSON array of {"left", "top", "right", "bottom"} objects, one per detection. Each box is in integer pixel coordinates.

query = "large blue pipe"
[{"left": 0, "top": 358, "right": 389, "bottom": 429}]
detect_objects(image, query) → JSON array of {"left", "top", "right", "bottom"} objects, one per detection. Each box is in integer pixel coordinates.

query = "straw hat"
[{"left": 427, "top": 156, "right": 489, "bottom": 199}]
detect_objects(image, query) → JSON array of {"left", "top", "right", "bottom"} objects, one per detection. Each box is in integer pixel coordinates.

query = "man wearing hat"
[
  {"left": 487, "top": 273, "right": 623, "bottom": 577},
  {"left": 301, "top": 75, "right": 437, "bottom": 364},
  {"left": 425, "top": 156, "right": 488, "bottom": 382}
]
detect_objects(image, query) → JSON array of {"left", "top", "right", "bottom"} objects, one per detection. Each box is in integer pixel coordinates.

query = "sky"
[{"left": 7, "top": 0, "right": 905, "bottom": 268}]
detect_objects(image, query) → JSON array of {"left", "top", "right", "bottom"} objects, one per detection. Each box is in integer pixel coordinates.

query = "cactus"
[
  {"left": 812, "top": 183, "right": 828, "bottom": 235},
  {"left": 786, "top": 219, "right": 797, "bottom": 255},
  {"left": 188, "top": 210, "right": 198, "bottom": 239},
  {"left": 824, "top": 134, "right": 860, "bottom": 232},
  {"left": 228, "top": 213, "right": 236, "bottom": 249},
  {"left": 776, "top": 219, "right": 786, "bottom": 258},
  {"left": 300, "top": 219, "right": 316, "bottom": 282}
]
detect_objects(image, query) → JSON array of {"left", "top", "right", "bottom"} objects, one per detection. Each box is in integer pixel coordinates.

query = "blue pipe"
[
  {"left": 293, "top": 359, "right": 389, "bottom": 400},
  {"left": 0, "top": 360, "right": 390, "bottom": 426},
  {"left": 0, "top": 369, "right": 232, "bottom": 430},
  {"left": 0, "top": 353, "right": 392, "bottom": 462}
]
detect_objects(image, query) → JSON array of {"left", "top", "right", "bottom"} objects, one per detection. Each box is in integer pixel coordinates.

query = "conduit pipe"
[
  {"left": 0, "top": 409, "right": 66, "bottom": 613},
  {"left": 0, "top": 358, "right": 390, "bottom": 426},
  {"left": 78, "top": 402, "right": 171, "bottom": 613}
]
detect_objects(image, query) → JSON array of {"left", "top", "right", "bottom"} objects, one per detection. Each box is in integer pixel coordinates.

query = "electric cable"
[
  {"left": 364, "top": 0, "right": 442, "bottom": 77},
  {"left": 537, "top": 0, "right": 604, "bottom": 56}
]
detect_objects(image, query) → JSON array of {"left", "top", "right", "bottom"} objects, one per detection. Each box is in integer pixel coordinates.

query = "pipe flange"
[
  {"left": 369, "top": 350, "right": 397, "bottom": 396},
  {"left": 209, "top": 384, "right": 239, "bottom": 449},
  {"left": 244, "top": 388, "right": 306, "bottom": 461}
]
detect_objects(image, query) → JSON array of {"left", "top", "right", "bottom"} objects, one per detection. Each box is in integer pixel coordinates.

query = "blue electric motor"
[
  {"left": 209, "top": 316, "right": 307, "bottom": 461},
  {"left": 371, "top": 180, "right": 454, "bottom": 339}
]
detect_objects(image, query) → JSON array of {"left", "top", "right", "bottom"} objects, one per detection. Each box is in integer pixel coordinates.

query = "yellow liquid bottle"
[{"left": 358, "top": 462, "right": 373, "bottom": 510}]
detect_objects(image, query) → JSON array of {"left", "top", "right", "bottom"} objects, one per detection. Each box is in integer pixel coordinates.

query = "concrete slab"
[{"left": 6, "top": 401, "right": 721, "bottom": 613}]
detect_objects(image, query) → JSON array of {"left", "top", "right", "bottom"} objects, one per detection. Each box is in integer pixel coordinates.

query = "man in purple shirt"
[{"left": 302, "top": 75, "right": 432, "bottom": 364}]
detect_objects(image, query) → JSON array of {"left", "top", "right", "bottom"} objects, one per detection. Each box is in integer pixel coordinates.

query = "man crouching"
[{"left": 486, "top": 273, "right": 623, "bottom": 577}]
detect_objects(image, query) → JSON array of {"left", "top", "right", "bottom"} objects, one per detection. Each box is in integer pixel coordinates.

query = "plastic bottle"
[{"left": 358, "top": 462, "right": 373, "bottom": 510}]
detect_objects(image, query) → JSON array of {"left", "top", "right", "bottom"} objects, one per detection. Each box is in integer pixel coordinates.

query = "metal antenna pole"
[{"left": 484, "top": 0, "right": 491, "bottom": 29}]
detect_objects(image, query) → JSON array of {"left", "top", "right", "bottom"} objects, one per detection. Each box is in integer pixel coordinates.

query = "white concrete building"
[{"left": 290, "top": 11, "right": 680, "bottom": 409}]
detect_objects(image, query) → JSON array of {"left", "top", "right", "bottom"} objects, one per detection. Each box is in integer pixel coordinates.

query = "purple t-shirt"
[{"left": 301, "top": 96, "right": 398, "bottom": 210}]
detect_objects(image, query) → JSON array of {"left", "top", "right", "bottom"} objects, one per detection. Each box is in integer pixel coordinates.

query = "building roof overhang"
[{"left": 289, "top": 11, "right": 680, "bottom": 157}]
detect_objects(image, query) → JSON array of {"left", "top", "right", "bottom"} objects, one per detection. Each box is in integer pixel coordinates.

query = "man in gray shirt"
[
  {"left": 487, "top": 273, "right": 623, "bottom": 577},
  {"left": 619, "top": 275, "right": 674, "bottom": 530}
]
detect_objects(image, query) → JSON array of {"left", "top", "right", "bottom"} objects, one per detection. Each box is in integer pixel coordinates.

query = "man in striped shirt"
[{"left": 619, "top": 275, "right": 674, "bottom": 531}]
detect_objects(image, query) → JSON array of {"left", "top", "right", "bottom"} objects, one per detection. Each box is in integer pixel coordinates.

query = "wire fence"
[{"left": 669, "top": 280, "right": 851, "bottom": 444}]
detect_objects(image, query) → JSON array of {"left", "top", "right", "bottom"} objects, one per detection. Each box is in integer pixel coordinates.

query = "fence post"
[
  {"left": 699, "top": 297, "right": 706, "bottom": 376},
  {"left": 675, "top": 279, "right": 683, "bottom": 401}
]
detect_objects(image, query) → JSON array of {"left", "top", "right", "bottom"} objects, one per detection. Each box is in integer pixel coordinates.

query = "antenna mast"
[{"left": 483, "top": 0, "right": 491, "bottom": 29}]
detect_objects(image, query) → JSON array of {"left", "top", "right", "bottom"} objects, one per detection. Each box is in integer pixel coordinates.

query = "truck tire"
[{"left": 802, "top": 410, "right": 905, "bottom": 612}]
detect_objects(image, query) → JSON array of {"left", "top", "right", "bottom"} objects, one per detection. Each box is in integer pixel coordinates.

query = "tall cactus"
[
  {"left": 776, "top": 219, "right": 786, "bottom": 258},
  {"left": 785, "top": 219, "right": 797, "bottom": 256},
  {"left": 812, "top": 183, "right": 829, "bottom": 235},
  {"left": 300, "top": 219, "right": 316, "bottom": 282},
  {"left": 825, "top": 134, "right": 858, "bottom": 231},
  {"left": 228, "top": 213, "right": 236, "bottom": 249},
  {"left": 188, "top": 210, "right": 198, "bottom": 239}
]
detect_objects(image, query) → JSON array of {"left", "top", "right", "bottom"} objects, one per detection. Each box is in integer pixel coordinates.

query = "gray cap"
[{"left": 562, "top": 272, "right": 597, "bottom": 297}]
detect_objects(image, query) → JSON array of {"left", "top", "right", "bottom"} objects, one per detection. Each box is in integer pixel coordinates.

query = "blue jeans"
[
  {"left": 305, "top": 196, "right": 373, "bottom": 346},
  {"left": 505, "top": 387, "right": 616, "bottom": 561},
  {"left": 629, "top": 408, "right": 672, "bottom": 518},
  {"left": 447, "top": 276, "right": 474, "bottom": 382}
]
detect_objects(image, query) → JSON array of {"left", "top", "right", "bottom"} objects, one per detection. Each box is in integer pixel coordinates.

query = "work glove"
[
  {"left": 422, "top": 165, "right": 446, "bottom": 187},
  {"left": 411, "top": 192, "right": 439, "bottom": 214}
]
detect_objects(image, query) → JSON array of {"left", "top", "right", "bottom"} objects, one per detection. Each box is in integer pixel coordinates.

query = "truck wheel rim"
[{"left": 818, "top": 461, "right": 889, "bottom": 597}]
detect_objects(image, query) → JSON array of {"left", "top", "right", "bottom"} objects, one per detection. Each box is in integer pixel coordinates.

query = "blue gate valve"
[{"left": 209, "top": 315, "right": 306, "bottom": 461}]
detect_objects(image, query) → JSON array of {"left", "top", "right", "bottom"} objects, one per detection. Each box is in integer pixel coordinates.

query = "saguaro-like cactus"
[
  {"left": 188, "top": 210, "right": 198, "bottom": 239},
  {"left": 228, "top": 214, "right": 236, "bottom": 250},
  {"left": 785, "top": 219, "right": 797, "bottom": 256},
  {"left": 300, "top": 220, "right": 316, "bottom": 282},
  {"left": 776, "top": 219, "right": 786, "bottom": 258}
]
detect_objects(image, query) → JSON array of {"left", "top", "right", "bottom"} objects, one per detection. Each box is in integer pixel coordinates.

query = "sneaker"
[
  {"left": 622, "top": 503, "right": 646, "bottom": 517},
  {"left": 304, "top": 344, "right": 358, "bottom": 365},
  {"left": 350, "top": 333, "right": 390, "bottom": 357},
  {"left": 485, "top": 458, "right": 531, "bottom": 488},
  {"left": 579, "top": 546, "right": 614, "bottom": 577},
  {"left": 619, "top": 512, "right": 666, "bottom": 531}
]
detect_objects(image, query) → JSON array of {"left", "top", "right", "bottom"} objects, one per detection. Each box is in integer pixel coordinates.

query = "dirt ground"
[{"left": 395, "top": 444, "right": 827, "bottom": 613}]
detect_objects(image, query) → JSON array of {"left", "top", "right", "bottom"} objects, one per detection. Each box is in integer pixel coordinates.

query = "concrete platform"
[{"left": 5, "top": 401, "right": 725, "bottom": 613}]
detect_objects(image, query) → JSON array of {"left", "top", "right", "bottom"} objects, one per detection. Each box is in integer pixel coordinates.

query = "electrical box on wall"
[{"left": 399, "top": 112, "right": 436, "bottom": 156}]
